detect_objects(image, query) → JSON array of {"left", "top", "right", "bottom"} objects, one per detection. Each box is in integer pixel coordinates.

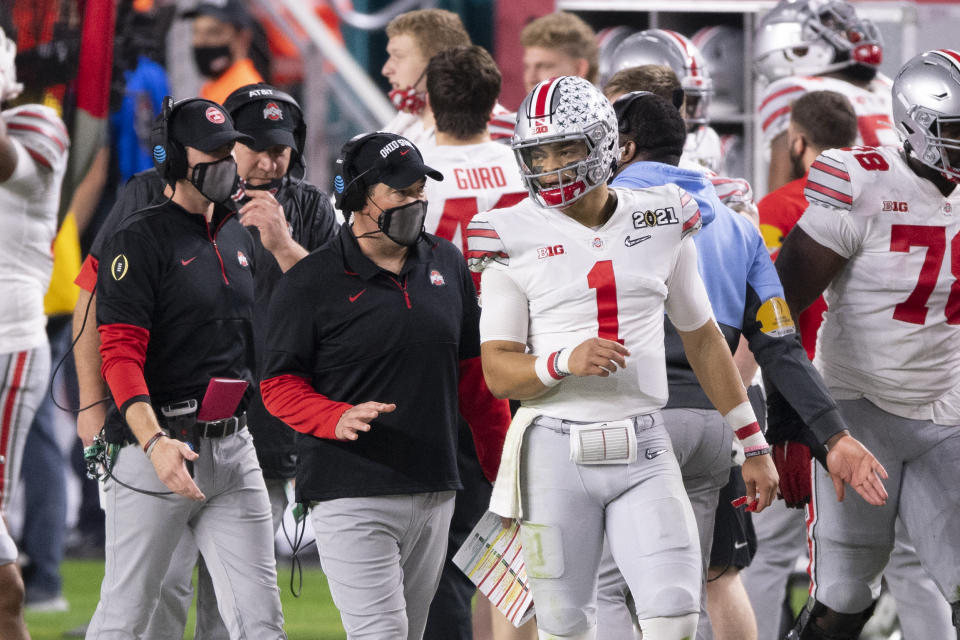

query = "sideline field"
[{"left": 25, "top": 559, "right": 346, "bottom": 640}]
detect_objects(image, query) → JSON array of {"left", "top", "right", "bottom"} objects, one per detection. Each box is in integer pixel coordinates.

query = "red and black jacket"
[
  {"left": 260, "top": 225, "right": 509, "bottom": 503},
  {"left": 96, "top": 199, "right": 256, "bottom": 443}
]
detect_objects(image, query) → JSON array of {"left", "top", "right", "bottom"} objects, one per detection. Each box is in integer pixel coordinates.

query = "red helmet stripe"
[
  {"left": 532, "top": 78, "right": 558, "bottom": 120},
  {"left": 935, "top": 49, "right": 960, "bottom": 73},
  {"left": 663, "top": 29, "right": 698, "bottom": 76}
]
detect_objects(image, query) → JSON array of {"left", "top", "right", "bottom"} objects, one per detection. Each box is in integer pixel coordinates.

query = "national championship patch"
[
  {"left": 111, "top": 254, "right": 129, "bottom": 281},
  {"left": 756, "top": 296, "right": 796, "bottom": 337}
]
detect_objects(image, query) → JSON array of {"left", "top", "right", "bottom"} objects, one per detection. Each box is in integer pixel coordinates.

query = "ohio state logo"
[
  {"left": 430, "top": 270, "right": 445, "bottom": 286},
  {"left": 237, "top": 251, "right": 249, "bottom": 267},
  {"left": 205, "top": 107, "right": 225, "bottom": 124},
  {"left": 263, "top": 102, "right": 283, "bottom": 121}
]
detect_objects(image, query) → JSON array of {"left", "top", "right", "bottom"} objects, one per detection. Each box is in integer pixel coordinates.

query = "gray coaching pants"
[
  {"left": 85, "top": 428, "right": 285, "bottom": 640},
  {"left": 596, "top": 408, "right": 732, "bottom": 640},
  {"left": 809, "top": 398, "right": 960, "bottom": 615},
  {"left": 310, "top": 491, "right": 455, "bottom": 640},
  {"left": 520, "top": 412, "right": 701, "bottom": 638}
]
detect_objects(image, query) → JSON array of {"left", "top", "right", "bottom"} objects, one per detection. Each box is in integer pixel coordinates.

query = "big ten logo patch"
[
  {"left": 882, "top": 200, "right": 909, "bottom": 213},
  {"left": 632, "top": 207, "right": 679, "bottom": 229},
  {"left": 533, "top": 119, "right": 549, "bottom": 135},
  {"left": 756, "top": 296, "right": 795, "bottom": 337},
  {"left": 537, "top": 244, "right": 565, "bottom": 259}
]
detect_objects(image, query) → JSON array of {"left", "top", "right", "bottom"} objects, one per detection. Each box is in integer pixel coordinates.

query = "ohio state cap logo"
[
  {"left": 206, "top": 107, "right": 225, "bottom": 124},
  {"left": 263, "top": 102, "right": 283, "bottom": 121}
]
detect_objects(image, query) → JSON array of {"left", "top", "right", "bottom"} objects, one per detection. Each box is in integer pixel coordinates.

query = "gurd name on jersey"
[
  {"left": 454, "top": 166, "right": 509, "bottom": 190},
  {"left": 632, "top": 207, "right": 679, "bottom": 229}
]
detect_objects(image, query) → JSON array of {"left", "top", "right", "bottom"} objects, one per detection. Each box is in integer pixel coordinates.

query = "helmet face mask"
[
  {"left": 754, "top": 0, "right": 882, "bottom": 82},
  {"left": 513, "top": 76, "right": 619, "bottom": 209},
  {"left": 894, "top": 51, "right": 960, "bottom": 183}
]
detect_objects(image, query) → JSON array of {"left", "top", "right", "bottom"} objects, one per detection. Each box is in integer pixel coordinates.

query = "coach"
[{"left": 260, "top": 132, "right": 510, "bottom": 640}]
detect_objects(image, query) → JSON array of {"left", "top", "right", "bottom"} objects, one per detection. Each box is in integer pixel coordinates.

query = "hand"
[
  {"left": 77, "top": 404, "right": 107, "bottom": 448},
  {"left": 566, "top": 337, "right": 630, "bottom": 377},
  {"left": 740, "top": 453, "right": 779, "bottom": 513},
  {"left": 149, "top": 437, "right": 205, "bottom": 501},
  {"left": 772, "top": 442, "right": 813, "bottom": 508},
  {"left": 239, "top": 190, "right": 293, "bottom": 255},
  {"left": 825, "top": 433, "right": 888, "bottom": 506},
  {"left": 335, "top": 402, "right": 396, "bottom": 441}
]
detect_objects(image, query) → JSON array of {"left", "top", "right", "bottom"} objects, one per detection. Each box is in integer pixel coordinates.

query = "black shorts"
[{"left": 709, "top": 464, "right": 758, "bottom": 571}]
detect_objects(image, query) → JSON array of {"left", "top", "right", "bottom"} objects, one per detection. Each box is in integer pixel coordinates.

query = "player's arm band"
[
  {"left": 143, "top": 431, "right": 169, "bottom": 458},
  {"left": 724, "top": 401, "right": 770, "bottom": 457},
  {"left": 534, "top": 349, "right": 571, "bottom": 387}
]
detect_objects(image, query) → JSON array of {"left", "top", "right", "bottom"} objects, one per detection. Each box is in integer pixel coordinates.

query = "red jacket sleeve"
[
  {"left": 260, "top": 374, "right": 353, "bottom": 440},
  {"left": 98, "top": 323, "right": 150, "bottom": 412},
  {"left": 458, "top": 356, "right": 510, "bottom": 482}
]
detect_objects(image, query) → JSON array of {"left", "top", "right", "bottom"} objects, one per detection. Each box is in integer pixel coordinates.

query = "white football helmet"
[
  {"left": 692, "top": 26, "right": 744, "bottom": 116},
  {"left": 0, "top": 26, "right": 23, "bottom": 103},
  {"left": 754, "top": 0, "right": 883, "bottom": 82},
  {"left": 513, "top": 76, "right": 619, "bottom": 209},
  {"left": 893, "top": 50, "right": 960, "bottom": 183},
  {"left": 610, "top": 29, "right": 713, "bottom": 125},
  {"left": 596, "top": 26, "right": 636, "bottom": 89}
]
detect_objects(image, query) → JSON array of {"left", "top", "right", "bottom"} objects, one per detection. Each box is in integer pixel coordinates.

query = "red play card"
[{"left": 196, "top": 378, "right": 249, "bottom": 421}]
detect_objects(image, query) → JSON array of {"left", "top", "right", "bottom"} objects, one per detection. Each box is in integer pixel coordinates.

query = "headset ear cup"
[
  {"left": 150, "top": 96, "right": 175, "bottom": 181},
  {"left": 167, "top": 138, "right": 188, "bottom": 182}
]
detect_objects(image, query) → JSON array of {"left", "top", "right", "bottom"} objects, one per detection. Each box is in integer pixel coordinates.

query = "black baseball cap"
[
  {"left": 170, "top": 99, "right": 254, "bottom": 152},
  {"left": 352, "top": 133, "right": 443, "bottom": 189},
  {"left": 231, "top": 99, "right": 299, "bottom": 152},
  {"left": 183, "top": 0, "right": 251, "bottom": 29}
]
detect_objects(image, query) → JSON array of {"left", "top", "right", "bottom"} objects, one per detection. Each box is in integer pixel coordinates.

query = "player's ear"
[{"left": 619, "top": 140, "right": 636, "bottom": 165}]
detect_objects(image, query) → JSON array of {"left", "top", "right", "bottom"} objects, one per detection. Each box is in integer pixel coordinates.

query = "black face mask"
[
  {"left": 190, "top": 156, "right": 241, "bottom": 206},
  {"left": 357, "top": 199, "right": 428, "bottom": 247},
  {"left": 193, "top": 44, "right": 232, "bottom": 79}
]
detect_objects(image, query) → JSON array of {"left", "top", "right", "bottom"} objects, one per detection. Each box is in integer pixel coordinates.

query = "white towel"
[{"left": 488, "top": 407, "right": 539, "bottom": 519}]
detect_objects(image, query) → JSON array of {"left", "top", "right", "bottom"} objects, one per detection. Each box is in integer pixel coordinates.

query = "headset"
[
  {"left": 149, "top": 96, "right": 210, "bottom": 185},
  {"left": 333, "top": 131, "right": 388, "bottom": 213},
  {"left": 223, "top": 83, "right": 307, "bottom": 181}
]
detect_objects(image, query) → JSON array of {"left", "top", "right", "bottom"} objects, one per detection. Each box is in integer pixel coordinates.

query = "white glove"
[{"left": 0, "top": 27, "right": 23, "bottom": 103}]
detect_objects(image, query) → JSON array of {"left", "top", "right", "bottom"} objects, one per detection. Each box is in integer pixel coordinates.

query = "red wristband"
[{"left": 143, "top": 431, "right": 168, "bottom": 456}]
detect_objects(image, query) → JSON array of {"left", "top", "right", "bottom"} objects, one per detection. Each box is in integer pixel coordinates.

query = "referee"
[{"left": 260, "top": 132, "right": 510, "bottom": 640}]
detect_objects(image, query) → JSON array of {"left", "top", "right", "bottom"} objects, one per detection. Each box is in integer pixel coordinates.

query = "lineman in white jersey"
[
  {"left": 467, "top": 75, "right": 779, "bottom": 640},
  {"left": 0, "top": 25, "right": 69, "bottom": 640},
  {"left": 755, "top": 0, "right": 898, "bottom": 192},
  {"left": 421, "top": 46, "right": 525, "bottom": 254},
  {"left": 776, "top": 50, "right": 960, "bottom": 639}
]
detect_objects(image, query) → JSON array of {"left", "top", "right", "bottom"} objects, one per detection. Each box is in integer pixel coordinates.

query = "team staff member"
[
  {"left": 260, "top": 132, "right": 511, "bottom": 640},
  {"left": 0, "top": 25, "right": 68, "bottom": 639},
  {"left": 73, "top": 84, "right": 337, "bottom": 638},
  {"left": 86, "top": 98, "right": 285, "bottom": 639},
  {"left": 186, "top": 0, "right": 263, "bottom": 105},
  {"left": 595, "top": 92, "right": 888, "bottom": 640}
]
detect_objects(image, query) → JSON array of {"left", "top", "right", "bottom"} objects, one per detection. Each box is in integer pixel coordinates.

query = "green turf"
[{"left": 24, "top": 558, "right": 346, "bottom": 639}]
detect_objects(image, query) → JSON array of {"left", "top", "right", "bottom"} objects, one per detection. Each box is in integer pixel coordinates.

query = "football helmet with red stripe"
[
  {"left": 513, "top": 76, "right": 618, "bottom": 209},
  {"left": 0, "top": 26, "right": 22, "bottom": 104},
  {"left": 754, "top": 0, "right": 883, "bottom": 83},
  {"left": 609, "top": 29, "right": 713, "bottom": 125},
  {"left": 893, "top": 49, "right": 960, "bottom": 183}
]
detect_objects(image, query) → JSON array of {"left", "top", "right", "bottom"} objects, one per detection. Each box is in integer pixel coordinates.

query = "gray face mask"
[
  {"left": 357, "top": 199, "right": 428, "bottom": 247},
  {"left": 189, "top": 155, "right": 240, "bottom": 206}
]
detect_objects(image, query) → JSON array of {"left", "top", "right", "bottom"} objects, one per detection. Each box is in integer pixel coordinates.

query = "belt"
[
  {"left": 196, "top": 413, "right": 247, "bottom": 438},
  {"left": 532, "top": 413, "right": 658, "bottom": 434}
]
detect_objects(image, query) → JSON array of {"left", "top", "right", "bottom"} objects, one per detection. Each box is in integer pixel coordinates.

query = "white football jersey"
[
  {"left": 0, "top": 105, "right": 69, "bottom": 354},
  {"left": 798, "top": 146, "right": 960, "bottom": 423},
  {"left": 758, "top": 74, "right": 897, "bottom": 150},
  {"left": 421, "top": 142, "right": 526, "bottom": 253},
  {"left": 467, "top": 186, "right": 709, "bottom": 421},
  {"left": 682, "top": 124, "right": 723, "bottom": 174}
]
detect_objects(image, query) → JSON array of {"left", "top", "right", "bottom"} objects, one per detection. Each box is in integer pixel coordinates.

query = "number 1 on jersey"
[{"left": 587, "top": 260, "right": 624, "bottom": 343}]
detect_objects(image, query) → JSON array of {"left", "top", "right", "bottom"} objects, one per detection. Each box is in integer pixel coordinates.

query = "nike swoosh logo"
[
  {"left": 625, "top": 235, "right": 652, "bottom": 247},
  {"left": 181, "top": 257, "right": 196, "bottom": 266},
  {"left": 645, "top": 448, "right": 668, "bottom": 460},
  {"left": 734, "top": 541, "right": 748, "bottom": 549},
  {"left": 349, "top": 289, "right": 366, "bottom": 303},
  {"left": 399, "top": 149, "right": 410, "bottom": 156}
]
